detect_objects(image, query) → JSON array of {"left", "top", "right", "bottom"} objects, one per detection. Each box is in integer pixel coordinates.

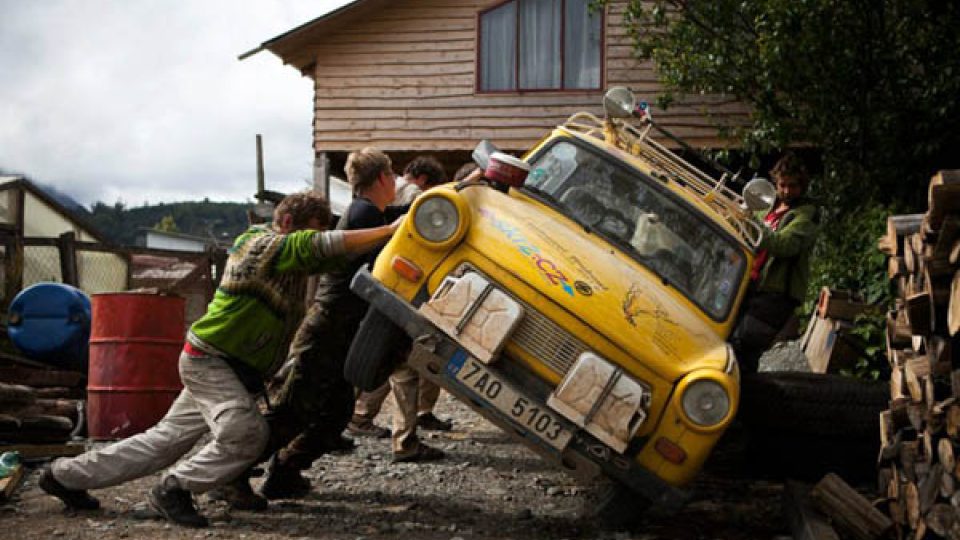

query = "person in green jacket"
[
  {"left": 38, "top": 191, "right": 401, "bottom": 528},
  {"left": 732, "top": 152, "right": 820, "bottom": 373}
]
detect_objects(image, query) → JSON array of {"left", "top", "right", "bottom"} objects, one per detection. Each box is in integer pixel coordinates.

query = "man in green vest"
[{"left": 38, "top": 191, "right": 401, "bottom": 528}]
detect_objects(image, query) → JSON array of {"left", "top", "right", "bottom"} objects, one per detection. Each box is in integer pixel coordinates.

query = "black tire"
[
  {"left": 740, "top": 372, "right": 888, "bottom": 438},
  {"left": 584, "top": 477, "right": 651, "bottom": 531},
  {"left": 738, "top": 372, "right": 889, "bottom": 481},
  {"left": 343, "top": 308, "right": 407, "bottom": 392}
]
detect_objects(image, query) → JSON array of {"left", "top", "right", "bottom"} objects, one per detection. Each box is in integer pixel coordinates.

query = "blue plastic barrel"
[{"left": 8, "top": 282, "right": 92, "bottom": 370}]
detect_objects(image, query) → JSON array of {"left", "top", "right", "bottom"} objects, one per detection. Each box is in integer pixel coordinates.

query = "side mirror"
[
  {"left": 742, "top": 178, "right": 776, "bottom": 212},
  {"left": 471, "top": 140, "right": 500, "bottom": 171},
  {"left": 603, "top": 86, "right": 637, "bottom": 119}
]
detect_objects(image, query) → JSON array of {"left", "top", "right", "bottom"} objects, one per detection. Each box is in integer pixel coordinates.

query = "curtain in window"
[
  {"left": 519, "top": 0, "right": 561, "bottom": 89},
  {"left": 480, "top": 2, "right": 517, "bottom": 91},
  {"left": 564, "top": 0, "right": 601, "bottom": 89}
]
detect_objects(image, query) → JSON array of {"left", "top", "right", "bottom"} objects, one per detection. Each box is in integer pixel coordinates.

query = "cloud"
[{"left": 0, "top": 0, "right": 350, "bottom": 208}]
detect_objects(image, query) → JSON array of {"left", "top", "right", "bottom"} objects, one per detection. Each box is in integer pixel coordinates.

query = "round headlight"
[
  {"left": 681, "top": 380, "right": 730, "bottom": 427},
  {"left": 414, "top": 196, "right": 459, "bottom": 243}
]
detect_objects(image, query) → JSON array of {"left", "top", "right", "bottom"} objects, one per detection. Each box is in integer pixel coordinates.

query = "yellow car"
[{"left": 346, "top": 87, "right": 774, "bottom": 521}]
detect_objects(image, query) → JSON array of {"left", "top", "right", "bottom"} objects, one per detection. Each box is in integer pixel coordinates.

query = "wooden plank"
[
  {"left": 0, "top": 443, "right": 85, "bottom": 460},
  {"left": 810, "top": 473, "right": 894, "bottom": 540},
  {"left": 783, "top": 481, "right": 842, "bottom": 540}
]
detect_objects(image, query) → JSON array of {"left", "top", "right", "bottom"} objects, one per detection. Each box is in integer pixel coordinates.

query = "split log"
[
  {"left": 811, "top": 473, "right": 894, "bottom": 540},
  {"left": 784, "top": 481, "right": 842, "bottom": 540},
  {"left": 949, "top": 270, "right": 960, "bottom": 336},
  {"left": 888, "top": 214, "right": 925, "bottom": 257},
  {"left": 927, "top": 504, "right": 960, "bottom": 537},
  {"left": 928, "top": 171, "right": 960, "bottom": 230},
  {"left": 907, "top": 291, "right": 933, "bottom": 335}
]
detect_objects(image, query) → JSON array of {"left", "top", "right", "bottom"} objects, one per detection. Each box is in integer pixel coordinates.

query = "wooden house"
[{"left": 246, "top": 0, "right": 748, "bottom": 183}]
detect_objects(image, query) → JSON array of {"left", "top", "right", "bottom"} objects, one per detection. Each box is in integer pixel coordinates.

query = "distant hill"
[
  {"left": 38, "top": 183, "right": 89, "bottom": 215},
  {"left": 87, "top": 199, "right": 252, "bottom": 246}
]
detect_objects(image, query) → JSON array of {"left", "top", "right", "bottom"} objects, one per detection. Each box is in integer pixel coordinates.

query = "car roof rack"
[{"left": 562, "top": 111, "right": 764, "bottom": 248}]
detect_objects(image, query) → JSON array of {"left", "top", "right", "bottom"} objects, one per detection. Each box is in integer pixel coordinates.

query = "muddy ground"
[
  {"left": 3, "top": 344, "right": 867, "bottom": 540},
  {"left": 4, "top": 393, "right": 805, "bottom": 540}
]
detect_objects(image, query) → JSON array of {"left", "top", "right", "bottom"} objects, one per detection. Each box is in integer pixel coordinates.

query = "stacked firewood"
[
  {"left": 0, "top": 360, "right": 85, "bottom": 444},
  {"left": 877, "top": 170, "right": 960, "bottom": 539}
]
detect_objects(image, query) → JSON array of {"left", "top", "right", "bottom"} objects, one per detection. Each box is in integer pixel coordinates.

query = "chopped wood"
[
  {"left": 942, "top": 438, "right": 957, "bottom": 474},
  {"left": 950, "top": 270, "right": 960, "bottom": 336},
  {"left": 906, "top": 481, "right": 921, "bottom": 529},
  {"left": 905, "top": 362, "right": 925, "bottom": 403},
  {"left": 907, "top": 291, "right": 933, "bottom": 336},
  {"left": 811, "top": 473, "right": 894, "bottom": 540},
  {"left": 920, "top": 463, "right": 945, "bottom": 514},
  {"left": 888, "top": 214, "right": 925, "bottom": 257},
  {"left": 928, "top": 504, "right": 960, "bottom": 537},
  {"left": 890, "top": 256, "right": 906, "bottom": 279},
  {"left": 881, "top": 410, "right": 895, "bottom": 448},
  {"left": 944, "top": 468, "right": 957, "bottom": 499},
  {"left": 783, "top": 481, "right": 842, "bottom": 540},
  {"left": 950, "top": 239, "right": 960, "bottom": 266},
  {"left": 928, "top": 170, "right": 960, "bottom": 230}
]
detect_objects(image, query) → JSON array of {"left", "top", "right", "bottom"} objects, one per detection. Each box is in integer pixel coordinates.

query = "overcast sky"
[{"left": 0, "top": 0, "right": 352, "bottom": 209}]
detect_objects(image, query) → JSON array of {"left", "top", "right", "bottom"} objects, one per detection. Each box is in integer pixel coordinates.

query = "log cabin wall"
[{"left": 265, "top": 0, "right": 749, "bottom": 172}]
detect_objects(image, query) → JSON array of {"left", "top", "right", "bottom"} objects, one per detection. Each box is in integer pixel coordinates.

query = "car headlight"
[
  {"left": 681, "top": 380, "right": 730, "bottom": 427},
  {"left": 414, "top": 196, "right": 459, "bottom": 243}
]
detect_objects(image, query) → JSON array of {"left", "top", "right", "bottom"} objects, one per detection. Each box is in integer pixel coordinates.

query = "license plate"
[{"left": 447, "top": 351, "right": 573, "bottom": 450}]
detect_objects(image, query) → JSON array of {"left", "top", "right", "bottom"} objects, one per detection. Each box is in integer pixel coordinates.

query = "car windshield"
[{"left": 524, "top": 140, "right": 745, "bottom": 319}]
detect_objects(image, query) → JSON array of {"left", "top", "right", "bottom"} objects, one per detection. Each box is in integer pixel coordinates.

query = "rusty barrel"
[{"left": 87, "top": 292, "right": 185, "bottom": 440}]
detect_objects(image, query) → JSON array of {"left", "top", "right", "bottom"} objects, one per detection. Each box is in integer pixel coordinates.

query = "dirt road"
[{"left": 4, "top": 394, "right": 790, "bottom": 540}]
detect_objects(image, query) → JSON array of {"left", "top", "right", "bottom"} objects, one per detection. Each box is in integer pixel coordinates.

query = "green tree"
[
  {"left": 613, "top": 0, "right": 960, "bottom": 375},
  {"left": 154, "top": 215, "right": 179, "bottom": 233},
  {"left": 614, "top": 0, "right": 960, "bottom": 207}
]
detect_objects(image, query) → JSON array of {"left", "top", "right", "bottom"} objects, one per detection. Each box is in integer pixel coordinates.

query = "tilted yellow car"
[{"left": 345, "top": 87, "right": 775, "bottom": 521}]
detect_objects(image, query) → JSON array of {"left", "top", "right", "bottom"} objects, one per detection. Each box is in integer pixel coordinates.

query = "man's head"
[
  {"left": 770, "top": 151, "right": 809, "bottom": 205},
  {"left": 403, "top": 155, "right": 446, "bottom": 189},
  {"left": 346, "top": 147, "right": 395, "bottom": 204},
  {"left": 273, "top": 191, "right": 331, "bottom": 233}
]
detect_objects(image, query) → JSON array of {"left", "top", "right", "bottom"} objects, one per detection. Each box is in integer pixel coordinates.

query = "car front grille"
[{"left": 509, "top": 300, "right": 590, "bottom": 377}]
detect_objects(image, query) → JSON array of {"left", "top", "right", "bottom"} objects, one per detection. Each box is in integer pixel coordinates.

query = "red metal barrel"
[{"left": 87, "top": 293, "right": 185, "bottom": 440}]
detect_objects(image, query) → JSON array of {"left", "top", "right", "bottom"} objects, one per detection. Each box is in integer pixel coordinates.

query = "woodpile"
[
  {"left": 878, "top": 170, "right": 960, "bottom": 539},
  {"left": 0, "top": 358, "right": 85, "bottom": 445}
]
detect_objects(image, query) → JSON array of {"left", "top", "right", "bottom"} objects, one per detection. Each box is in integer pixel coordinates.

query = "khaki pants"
[
  {"left": 353, "top": 365, "right": 442, "bottom": 454},
  {"left": 52, "top": 352, "right": 268, "bottom": 493}
]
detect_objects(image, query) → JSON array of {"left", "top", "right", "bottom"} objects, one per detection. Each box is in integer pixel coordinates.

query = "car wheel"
[
  {"left": 343, "top": 307, "right": 407, "bottom": 392},
  {"left": 584, "top": 476, "right": 651, "bottom": 531}
]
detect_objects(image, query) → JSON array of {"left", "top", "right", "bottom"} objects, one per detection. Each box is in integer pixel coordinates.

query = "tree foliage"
[
  {"left": 87, "top": 200, "right": 250, "bottom": 246},
  {"left": 615, "top": 0, "right": 960, "bottom": 208},
  {"left": 154, "top": 215, "right": 179, "bottom": 233}
]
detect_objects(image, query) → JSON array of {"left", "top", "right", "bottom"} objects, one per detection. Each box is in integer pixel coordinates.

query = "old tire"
[
  {"left": 343, "top": 308, "right": 407, "bottom": 392},
  {"left": 738, "top": 371, "right": 888, "bottom": 481}
]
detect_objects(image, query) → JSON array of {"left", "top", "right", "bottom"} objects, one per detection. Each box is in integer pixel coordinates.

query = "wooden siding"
[{"left": 299, "top": 0, "right": 749, "bottom": 153}]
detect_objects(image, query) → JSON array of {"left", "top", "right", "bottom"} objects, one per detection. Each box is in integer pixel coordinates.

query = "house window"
[{"left": 479, "top": 0, "right": 602, "bottom": 92}]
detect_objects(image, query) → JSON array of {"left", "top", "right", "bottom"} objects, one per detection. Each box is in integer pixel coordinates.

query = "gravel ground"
[{"left": 4, "top": 392, "right": 792, "bottom": 540}]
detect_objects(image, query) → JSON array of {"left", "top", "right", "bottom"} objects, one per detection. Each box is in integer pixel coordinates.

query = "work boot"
[
  {"left": 259, "top": 455, "right": 311, "bottom": 500},
  {"left": 392, "top": 443, "right": 445, "bottom": 464},
  {"left": 147, "top": 476, "right": 208, "bottom": 528},
  {"left": 38, "top": 465, "right": 100, "bottom": 510},
  {"left": 346, "top": 419, "right": 390, "bottom": 438},
  {"left": 417, "top": 412, "right": 453, "bottom": 432},
  {"left": 207, "top": 476, "right": 268, "bottom": 511}
]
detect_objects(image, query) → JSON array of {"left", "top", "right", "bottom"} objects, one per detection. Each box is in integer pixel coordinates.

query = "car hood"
[{"left": 461, "top": 187, "right": 730, "bottom": 381}]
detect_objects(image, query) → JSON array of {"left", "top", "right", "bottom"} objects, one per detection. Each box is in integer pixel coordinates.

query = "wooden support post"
[{"left": 57, "top": 231, "right": 78, "bottom": 286}]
